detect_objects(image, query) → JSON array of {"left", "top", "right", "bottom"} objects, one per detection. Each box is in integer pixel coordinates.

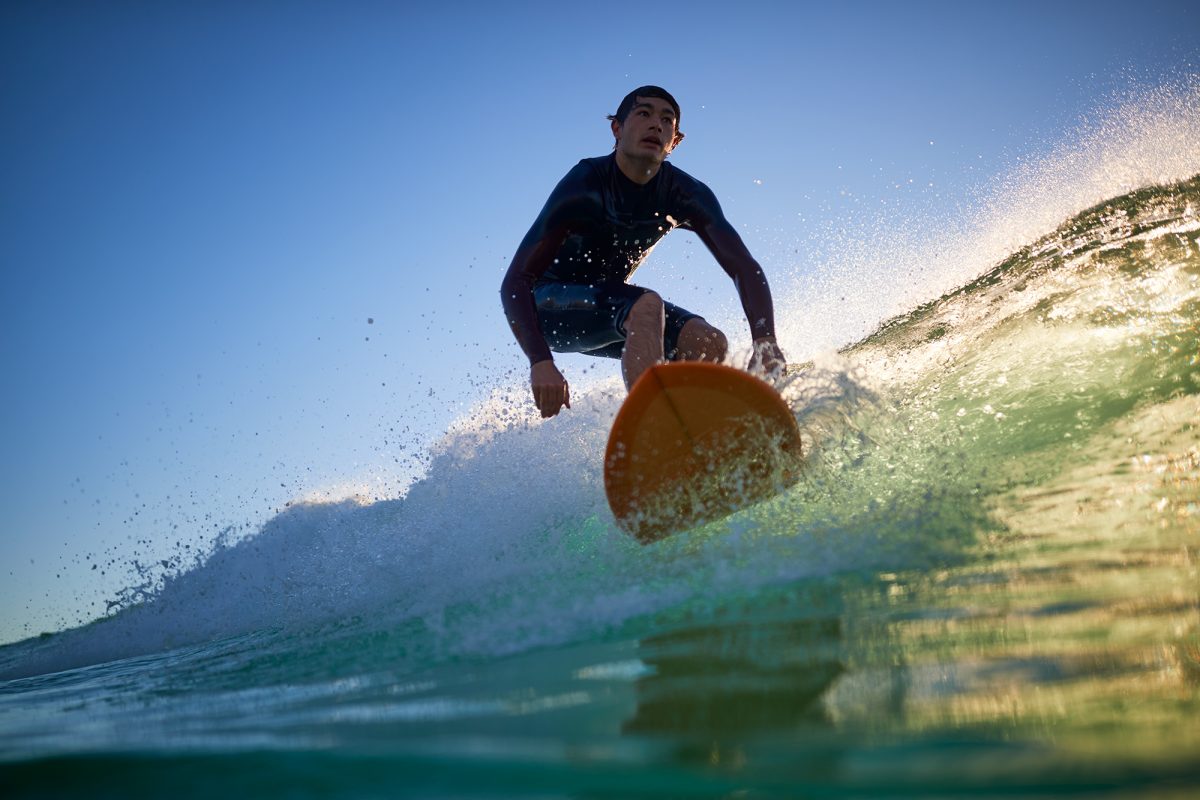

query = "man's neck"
[{"left": 614, "top": 151, "right": 662, "bottom": 185}]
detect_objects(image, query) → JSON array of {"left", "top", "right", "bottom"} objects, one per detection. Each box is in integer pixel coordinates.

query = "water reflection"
[{"left": 625, "top": 616, "right": 843, "bottom": 736}]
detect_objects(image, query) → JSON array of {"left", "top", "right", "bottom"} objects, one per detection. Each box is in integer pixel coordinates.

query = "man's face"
[{"left": 612, "top": 96, "right": 683, "bottom": 163}]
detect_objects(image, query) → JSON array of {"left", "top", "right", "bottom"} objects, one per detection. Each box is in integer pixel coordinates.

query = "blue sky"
[{"left": 2, "top": 0, "right": 1198, "bottom": 643}]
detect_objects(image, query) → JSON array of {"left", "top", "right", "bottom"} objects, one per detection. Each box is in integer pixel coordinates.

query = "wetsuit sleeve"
[
  {"left": 685, "top": 182, "right": 777, "bottom": 341},
  {"left": 500, "top": 164, "right": 595, "bottom": 365}
]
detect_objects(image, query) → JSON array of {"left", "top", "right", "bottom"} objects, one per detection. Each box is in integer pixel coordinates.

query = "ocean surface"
[{"left": 3, "top": 107, "right": 1199, "bottom": 796}]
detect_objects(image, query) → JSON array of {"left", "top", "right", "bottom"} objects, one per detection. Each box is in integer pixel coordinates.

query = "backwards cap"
[{"left": 609, "top": 86, "right": 681, "bottom": 126}]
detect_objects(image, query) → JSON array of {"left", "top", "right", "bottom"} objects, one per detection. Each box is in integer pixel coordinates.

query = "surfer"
[{"left": 500, "top": 85, "right": 785, "bottom": 418}]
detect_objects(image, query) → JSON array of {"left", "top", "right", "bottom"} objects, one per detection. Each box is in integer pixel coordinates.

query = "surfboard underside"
[{"left": 604, "top": 362, "right": 803, "bottom": 542}]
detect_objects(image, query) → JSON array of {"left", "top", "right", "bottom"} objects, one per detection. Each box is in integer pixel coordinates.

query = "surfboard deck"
[{"left": 604, "top": 362, "right": 803, "bottom": 542}]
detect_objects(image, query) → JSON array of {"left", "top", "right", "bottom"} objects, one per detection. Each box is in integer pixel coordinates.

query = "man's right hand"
[{"left": 531, "top": 360, "right": 570, "bottom": 418}]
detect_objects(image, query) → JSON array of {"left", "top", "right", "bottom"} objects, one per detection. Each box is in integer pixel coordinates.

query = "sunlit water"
[{"left": 2, "top": 93, "right": 1199, "bottom": 798}]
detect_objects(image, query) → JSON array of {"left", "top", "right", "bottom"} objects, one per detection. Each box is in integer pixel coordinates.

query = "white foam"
[{"left": 3, "top": 366, "right": 902, "bottom": 679}]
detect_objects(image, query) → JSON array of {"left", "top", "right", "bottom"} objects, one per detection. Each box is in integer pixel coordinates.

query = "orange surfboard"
[{"left": 604, "top": 362, "right": 803, "bottom": 542}]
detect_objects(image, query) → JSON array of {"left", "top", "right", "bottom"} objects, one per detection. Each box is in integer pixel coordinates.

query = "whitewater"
[{"left": 1, "top": 81, "right": 1198, "bottom": 798}]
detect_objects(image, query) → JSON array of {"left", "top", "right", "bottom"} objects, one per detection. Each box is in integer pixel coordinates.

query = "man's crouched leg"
[{"left": 621, "top": 292, "right": 666, "bottom": 389}]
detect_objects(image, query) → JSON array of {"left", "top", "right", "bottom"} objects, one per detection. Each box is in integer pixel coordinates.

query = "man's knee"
[
  {"left": 624, "top": 291, "right": 665, "bottom": 334},
  {"left": 677, "top": 319, "right": 728, "bottom": 361}
]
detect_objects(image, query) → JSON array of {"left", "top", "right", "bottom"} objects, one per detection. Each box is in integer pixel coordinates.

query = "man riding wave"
[{"left": 501, "top": 86, "right": 785, "bottom": 418}]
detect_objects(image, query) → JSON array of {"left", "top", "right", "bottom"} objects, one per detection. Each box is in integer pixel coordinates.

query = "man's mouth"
[{"left": 641, "top": 136, "right": 663, "bottom": 147}]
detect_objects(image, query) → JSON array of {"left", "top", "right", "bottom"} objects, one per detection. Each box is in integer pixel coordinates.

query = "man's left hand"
[{"left": 748, "top": 337, "right": 786, "bottom": 380}]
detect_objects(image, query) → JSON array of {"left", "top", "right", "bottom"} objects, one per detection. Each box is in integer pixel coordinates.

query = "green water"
[{"left": 1, "top": 178, "right": 1198, "bottom": 797}]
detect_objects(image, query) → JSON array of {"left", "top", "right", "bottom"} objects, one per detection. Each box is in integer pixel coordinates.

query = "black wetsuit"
[{"left": 501, "top": 153, "right": 776, "bottom": 365}]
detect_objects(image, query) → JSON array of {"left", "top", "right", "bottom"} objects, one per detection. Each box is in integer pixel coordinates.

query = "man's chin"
[{"left": 625, "top": 148, "right": 666, "bottom": 165}]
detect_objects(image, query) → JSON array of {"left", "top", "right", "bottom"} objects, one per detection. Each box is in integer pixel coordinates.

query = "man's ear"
[
  {"left": 667, "top": 130, "right": 686, "bottom": 153},
  {"left": 611, "top": 118, "right": 622, "bottom": 143}
]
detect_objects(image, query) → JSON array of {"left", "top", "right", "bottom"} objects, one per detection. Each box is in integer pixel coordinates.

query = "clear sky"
[{"left": 2, "top": 0, "right": 1198, "bottom": 644}]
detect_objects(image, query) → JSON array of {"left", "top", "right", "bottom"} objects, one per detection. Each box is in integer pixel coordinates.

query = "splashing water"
[{"left": 1, "top": 80, "right": 1198, "bottom": 799}]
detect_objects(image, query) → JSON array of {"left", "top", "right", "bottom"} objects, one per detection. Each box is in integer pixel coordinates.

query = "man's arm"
[
  {"left": 696, "top": 218, "right": 776, "bottom": 338},
  {"left": 500, "top": 231, "right": 571, "bottom": 418},
  {"left": 500, "top": 231, "right": 559, "bottom": 366},
  {"left": 689, "top": 186, "right": 786, "bottom": 374},
  {"left": 499, "top": 164, "right": 592, "bottom": 416}
]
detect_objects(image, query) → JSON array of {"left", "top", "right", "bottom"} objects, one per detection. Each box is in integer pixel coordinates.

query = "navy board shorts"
[{"left": 534, "top": 282, "right": 701, "bottom": 361}]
